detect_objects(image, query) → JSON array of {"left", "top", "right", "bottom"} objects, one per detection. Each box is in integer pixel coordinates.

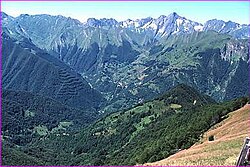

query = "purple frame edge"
[{"left": 0, "top": 0, "right": 249, "bottom": 167}]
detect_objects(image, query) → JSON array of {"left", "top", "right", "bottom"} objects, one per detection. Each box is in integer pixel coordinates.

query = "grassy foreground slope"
[{"left": 145, "top": 104, "right": 250, "bottom": 166}]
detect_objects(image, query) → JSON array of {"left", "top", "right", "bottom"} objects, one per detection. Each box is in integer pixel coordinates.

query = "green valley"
[{"left": 2, "top": 84, "right": 248, "bottom": 165}]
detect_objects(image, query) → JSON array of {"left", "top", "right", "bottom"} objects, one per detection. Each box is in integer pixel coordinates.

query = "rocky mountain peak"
[{"left": 86, "top": 17, "right": 118, "bottom": 27}]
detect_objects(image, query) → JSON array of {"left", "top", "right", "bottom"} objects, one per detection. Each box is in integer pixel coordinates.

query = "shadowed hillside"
[{"left": 2, "top": 33, "right": 105, "bottom": 110}]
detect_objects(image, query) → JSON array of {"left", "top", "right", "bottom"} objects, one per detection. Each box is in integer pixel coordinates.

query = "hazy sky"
[{"left": 2, "top": 1, "right": 249, "bottom": 24}]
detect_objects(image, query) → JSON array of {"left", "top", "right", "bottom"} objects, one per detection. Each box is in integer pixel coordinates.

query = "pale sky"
[{"left": 1, "top": 1, "right": 249, "bottom": 24}]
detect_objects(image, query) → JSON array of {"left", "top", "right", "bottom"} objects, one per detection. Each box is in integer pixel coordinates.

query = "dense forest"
[
  {"left": 2, "top": 84, "right": 248, "bottom": 165},
  {"left": 2, "top": 89, "right": 99, "bottom": 146}
]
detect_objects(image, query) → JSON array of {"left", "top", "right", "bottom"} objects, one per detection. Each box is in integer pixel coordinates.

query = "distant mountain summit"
[
  {"left": 56, "top": 11, "right": 249, "bottom": 39},
  {"left": 119, "top": 12, "right": 203, "bottom": 38},
  {"left": 86, "top": 18, "right": 118, "bottom": 27},
  {"left": 203, "top": 19, "right": 249, "bottom": 39}
]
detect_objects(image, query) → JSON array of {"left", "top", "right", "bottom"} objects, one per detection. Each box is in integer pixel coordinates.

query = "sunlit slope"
[{"left": 145, "top": 104, "right": 250, "bottom": 166}]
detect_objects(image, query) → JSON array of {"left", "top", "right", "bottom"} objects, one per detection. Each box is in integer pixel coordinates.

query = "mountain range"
[
  {"left": 90, "top": 12, "right": 249, "bottom": 39},
  {"left": 1, "top": 11, "right": 249, "bottom": 165},
  {"left": 2, "top": 12, "right": 249, "bottom": 113}
]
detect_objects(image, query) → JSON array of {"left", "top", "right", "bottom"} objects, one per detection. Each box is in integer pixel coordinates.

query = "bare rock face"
[{"left": 220, "top": 39, "right": 249, "bottom": 62}]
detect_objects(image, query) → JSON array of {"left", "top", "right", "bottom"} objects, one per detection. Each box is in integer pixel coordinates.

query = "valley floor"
[{"left": 145, "top": 104, "right": 250, "bottom": 166}]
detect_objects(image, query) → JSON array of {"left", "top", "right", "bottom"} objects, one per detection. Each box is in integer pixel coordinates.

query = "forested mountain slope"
[{"left": 2, "top": 85, "right": 247, "bottom": 166}]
